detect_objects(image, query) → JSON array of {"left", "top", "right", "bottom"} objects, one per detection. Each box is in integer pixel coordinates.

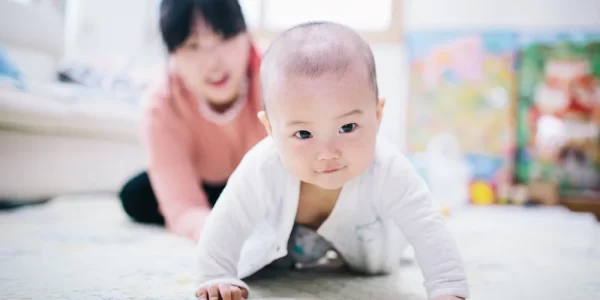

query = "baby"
[{"left": 195, "top": 22, "right": 469, "bottom": 300}]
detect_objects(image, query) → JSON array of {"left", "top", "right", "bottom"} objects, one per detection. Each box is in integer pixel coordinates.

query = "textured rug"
[{"left": 1, "top": 195, "right": 599, "bottom": 300}]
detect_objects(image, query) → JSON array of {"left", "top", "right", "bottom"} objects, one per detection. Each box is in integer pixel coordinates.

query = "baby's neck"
[
  {"left": 302, "top": 182, "right": 341, "bottom": 201},
  {"left": 295, "top": 182, "right": 342, "bottom": 231}
]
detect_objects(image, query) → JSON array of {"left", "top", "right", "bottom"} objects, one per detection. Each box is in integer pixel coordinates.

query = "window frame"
[{"left": 247, "top": 0, "right": 403, "bottom": 44}]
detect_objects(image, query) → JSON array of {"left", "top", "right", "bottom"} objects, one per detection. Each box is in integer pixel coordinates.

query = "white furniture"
[{"left": 0, "top": 0, "right": 145, "bottom": 201}]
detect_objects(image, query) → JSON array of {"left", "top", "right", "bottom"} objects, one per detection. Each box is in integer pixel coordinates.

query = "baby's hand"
[
  {"left": 433, "top": 296, "right": 464, "bottom": 300},
  {"left": 195, "top": 284, "right": 248, "bottom": 300}
]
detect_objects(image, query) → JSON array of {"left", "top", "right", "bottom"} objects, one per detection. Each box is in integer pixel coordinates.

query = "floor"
[{"left": 1, "top": 195, "right": 600, "bottom": 300}]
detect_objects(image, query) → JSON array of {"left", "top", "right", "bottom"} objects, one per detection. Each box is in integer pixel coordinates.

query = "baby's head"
[{"left": 258, "top": 22, "right": 384, "bottom": 190}]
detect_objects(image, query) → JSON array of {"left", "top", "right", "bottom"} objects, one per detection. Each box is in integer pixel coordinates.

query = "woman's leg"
[
  {"left": 119, "top": 171, "right": 165, "bottom": 225},
  {"left": 120, "top": 173, "right": 226, "bottom": 225}
]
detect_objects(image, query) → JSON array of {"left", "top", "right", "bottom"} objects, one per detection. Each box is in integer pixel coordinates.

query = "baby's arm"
[
  {"left": 381, "top": 155, "right": 469, "bottom": 299},
  {"left": 194, "top": 156, "right": 266, "bottom": 298}
]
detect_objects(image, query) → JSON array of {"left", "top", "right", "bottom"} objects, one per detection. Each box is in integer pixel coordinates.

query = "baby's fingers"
[
  {"left": 207, "top": 285, "right": 220, "bottom": 300},
  {"left": 229, "top": 285, "right": 242, "bottom": 300},
  {"left": 219, "top": 284, "right": 233, "bottom": 300},
  {"left": 195, "top": 287, "right": 207, "bottom": 299},
  {"left": 196, "top": 284, "right": 248, "bottom": 300}
]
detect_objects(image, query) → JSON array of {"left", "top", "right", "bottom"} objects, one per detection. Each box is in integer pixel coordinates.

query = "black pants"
[{"left": 119, "top": 171, "right": 226, "bottom": 225}]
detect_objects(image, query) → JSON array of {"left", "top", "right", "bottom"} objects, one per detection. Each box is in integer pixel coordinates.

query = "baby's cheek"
[
  {"left": 348, "top": 130, "right": 372, "bottom": 148},
  {"left": 281, "top": 144, "right": 315, "bottom": 179},
  {"left": 347, "top": 134, "right": 376, "bottom": 164},
  {"left": 282, "top": 140, "right": 312, "bottom": 162}
]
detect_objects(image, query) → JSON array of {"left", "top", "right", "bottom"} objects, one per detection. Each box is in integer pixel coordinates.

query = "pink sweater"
[{"left": 141, "top": 47, "right": 266, "bottom": 240}]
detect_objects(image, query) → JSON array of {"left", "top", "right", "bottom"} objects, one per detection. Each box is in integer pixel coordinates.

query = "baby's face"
[{"left": 261, "top": 71, "right": 384, "bottom": 190}]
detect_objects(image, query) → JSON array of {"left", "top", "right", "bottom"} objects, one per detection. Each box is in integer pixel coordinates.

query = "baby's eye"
[
  {"left": 294, "top": 130, "right": 313, "bottom": 139},
  {"left": 339, "top": 123, "right": 357, "bottom": 133}
]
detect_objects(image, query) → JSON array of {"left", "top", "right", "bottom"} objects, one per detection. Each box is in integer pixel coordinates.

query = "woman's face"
[{"left": 171, "top": 18, "right": 251, "bottom": 105}]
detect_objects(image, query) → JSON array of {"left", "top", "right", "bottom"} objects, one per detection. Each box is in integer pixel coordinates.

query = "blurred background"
[
  {"left": 1, "top": 0, "right": 600, "bottom": 299},
  {"left": 1, "top": 0, "right": 599, "bottom": 215}
]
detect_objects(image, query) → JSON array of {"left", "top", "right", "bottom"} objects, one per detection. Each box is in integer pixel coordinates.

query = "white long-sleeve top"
[{"left": 195, "top": 137, "right": 469, "bottom": 299}]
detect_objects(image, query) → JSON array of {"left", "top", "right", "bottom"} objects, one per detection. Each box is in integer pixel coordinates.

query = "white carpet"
[{"left": 1, "top": 195, "right": 599, "bottom": 299}]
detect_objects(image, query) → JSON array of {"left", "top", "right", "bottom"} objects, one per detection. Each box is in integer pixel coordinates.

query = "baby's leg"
[
  {"left": 290, "top": 224, "right": 346, "bottom": 271},
  {"left": 269, "top": 224, "right": 347, "bottom": 272}
]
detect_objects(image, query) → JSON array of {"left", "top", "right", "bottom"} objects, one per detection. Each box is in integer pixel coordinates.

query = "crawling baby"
[{"left": 194, "top": 21, "right": 469, "bottom": 300}]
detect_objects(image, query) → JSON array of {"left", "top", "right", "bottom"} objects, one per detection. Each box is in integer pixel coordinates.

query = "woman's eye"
[
  {"left": 339, "top": 123, "right": 357, "bottom": 133},
  {"left": 185, "top": 42, "right": 199, "bottom": 50},
  {"left": 294, "top": 130, "right": 313, "bottom": 139}
]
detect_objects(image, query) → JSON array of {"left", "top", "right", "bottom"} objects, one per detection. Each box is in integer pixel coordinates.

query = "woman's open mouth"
[{"left": 207, "top": 75, "right": 229, "bottom": 88}]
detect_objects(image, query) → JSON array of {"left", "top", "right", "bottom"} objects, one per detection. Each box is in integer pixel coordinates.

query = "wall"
[
  {"left": 64, "top": 0, "right": 160, "bottom": 59},
  {"left": 405, "top": 0, "right": 600, "bottom": 30},
  {"left": 372, "top": 44, "right": 405, "bottom": 147}
]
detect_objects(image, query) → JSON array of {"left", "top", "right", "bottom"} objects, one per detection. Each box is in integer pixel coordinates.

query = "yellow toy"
[{"left": 470, "top": 181, "right": 495, "bottom": 205}]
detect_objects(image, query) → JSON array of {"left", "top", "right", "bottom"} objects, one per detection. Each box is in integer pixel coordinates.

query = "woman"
[{"left": 119, "top": 0, "right": 266, "bottom": 240}]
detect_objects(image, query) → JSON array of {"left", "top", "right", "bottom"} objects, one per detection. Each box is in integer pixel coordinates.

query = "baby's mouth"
[{"left": 319, "top": 166, "right": 345, "bottom": 174}]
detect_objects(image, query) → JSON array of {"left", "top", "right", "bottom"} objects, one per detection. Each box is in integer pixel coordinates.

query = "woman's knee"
[
  {"left": 119, "top": 172, "right": 163, "bottom": 224},
  {"left": 120, "top": 177, "right": 143, "bottom": 217},
  {"left": 120, "top": 172, "right": 149, "bottom": 204}
]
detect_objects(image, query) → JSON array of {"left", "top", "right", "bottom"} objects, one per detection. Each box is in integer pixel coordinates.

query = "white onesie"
[{"left": 195, "top": 137, "right": 469, "bottom": 299}]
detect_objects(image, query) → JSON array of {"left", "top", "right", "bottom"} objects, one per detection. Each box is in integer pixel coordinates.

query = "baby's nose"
[{"left": 318, "top": 143, "right": 341, "bottom": 160}]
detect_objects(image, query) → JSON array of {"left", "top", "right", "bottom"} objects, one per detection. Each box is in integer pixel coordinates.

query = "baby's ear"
[
  {"left": 257, "top": 111, "right": 272, "bottom": 136},
  {"left": 376, "top": 97, "right": 385, "bottom": 125}
]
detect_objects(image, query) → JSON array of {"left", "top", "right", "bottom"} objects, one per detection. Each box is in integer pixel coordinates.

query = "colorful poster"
[
  {"left": 516, "top": 32, "right": 600, "bottom": 194},
  {"left": 406, "top": 31, "right": 517, "bottom": 188}
]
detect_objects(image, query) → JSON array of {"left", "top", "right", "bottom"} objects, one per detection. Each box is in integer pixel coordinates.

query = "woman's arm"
[{"left": 142, "top": 89, "right": 211, "bottom": 241}]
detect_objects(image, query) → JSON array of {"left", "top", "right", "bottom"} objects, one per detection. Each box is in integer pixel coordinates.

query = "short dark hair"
[{"left": 159, "top": 0, "right": 247, "bottom": 53}]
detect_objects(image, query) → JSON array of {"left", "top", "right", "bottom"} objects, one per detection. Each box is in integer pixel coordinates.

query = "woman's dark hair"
[{"left": 159, "top": 0, "right": 247, "bottom": 53}]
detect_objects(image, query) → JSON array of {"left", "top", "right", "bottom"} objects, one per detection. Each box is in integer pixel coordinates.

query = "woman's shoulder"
[
  {"left": 140, "top": 73, "right": 171, "bottom": 114},
  {"left": 139, "top": 72, "right": 193, "bottom": 130}
]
